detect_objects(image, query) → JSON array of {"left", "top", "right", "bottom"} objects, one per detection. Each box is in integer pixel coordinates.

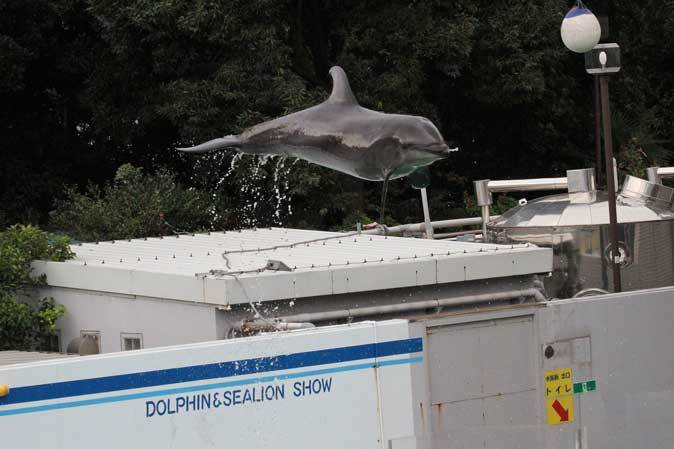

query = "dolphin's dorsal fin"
[{"left": 328, "top": 66, "right": 358, "bottom": 105}]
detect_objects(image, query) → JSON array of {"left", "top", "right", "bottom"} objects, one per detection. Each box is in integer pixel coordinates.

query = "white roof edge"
[{"left": 34, "top": 245, "right": 552, "bottom": 306}]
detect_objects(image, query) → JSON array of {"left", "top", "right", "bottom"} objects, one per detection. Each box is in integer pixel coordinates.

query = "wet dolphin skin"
[{"left": 178, "top": 66, "right": 453, "bottom": 181}]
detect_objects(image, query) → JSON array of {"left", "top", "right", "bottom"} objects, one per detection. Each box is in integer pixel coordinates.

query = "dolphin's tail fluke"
[{"left": 177, "top": 135, "right": 240, "bottom": 153}]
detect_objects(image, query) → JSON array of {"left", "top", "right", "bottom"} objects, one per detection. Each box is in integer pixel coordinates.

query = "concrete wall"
[
  {"left": 16, "top": 283, "right": 674, "bottom": 447},
  {"left": 41, "top": 275, "right": 539, "bottom": 354},
  {"left": 539, "top": 286, "right": 674, "bottom": 449},
  {"left": 418, "top": 286, "right": 674, "bottom": 449},
  {"left": 44, "top": 287, "right": 220, "bottom": 354}
]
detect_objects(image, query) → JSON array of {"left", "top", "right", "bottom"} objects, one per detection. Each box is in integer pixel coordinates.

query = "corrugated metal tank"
[{"left": 486, "top": 175, "right": 674, "bottom": 298}]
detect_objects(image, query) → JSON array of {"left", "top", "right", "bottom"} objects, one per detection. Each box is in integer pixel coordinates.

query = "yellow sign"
[
  {"left": 544, "top": 368, "right": 574, "bottom": 425},
  {"left": 545, "top": 368, "right": 573, "bottom": 398},
  {"left": 546, "top": 396, "right": 574, "bottom": 425}
]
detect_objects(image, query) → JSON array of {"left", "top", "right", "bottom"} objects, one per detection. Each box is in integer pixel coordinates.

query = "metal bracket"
[{"left": 266, "top": 260, "right": 292, "bottom": 272}]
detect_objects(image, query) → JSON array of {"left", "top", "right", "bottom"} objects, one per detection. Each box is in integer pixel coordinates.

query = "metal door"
[{"left": 427, "top": 315, "right": 540, "bottom": 449}]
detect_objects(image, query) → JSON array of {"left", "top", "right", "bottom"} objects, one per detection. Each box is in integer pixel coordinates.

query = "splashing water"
[
  {"left": 220, "top": 154, "right": 293, "bottom": 228},
  {"left": 238, "top": 156, "right": 265, "bottom": 227},
  {"left": 224, "top": 153, "right": 243, "bottom": 179},
  {"left": 274, "top": 157, "right": 293, "bottom": 222},
  {"left": 190, "top": 151, "right": 230, "bottom": 224},
  {"left": 188, "top": 149, "right": 294, "bottom": 228}
]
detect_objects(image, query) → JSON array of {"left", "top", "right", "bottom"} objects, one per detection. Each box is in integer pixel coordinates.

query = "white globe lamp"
[{"left": 560, "top": 1, "right": 601, "bottom": 53}]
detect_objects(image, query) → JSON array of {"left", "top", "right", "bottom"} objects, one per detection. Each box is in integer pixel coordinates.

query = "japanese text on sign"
[
  {"left": 544, "top": 368, "right": 574, "bottom": 425},
  {"left": 544, "top": 368, "right": 573, "bottom": 398}
]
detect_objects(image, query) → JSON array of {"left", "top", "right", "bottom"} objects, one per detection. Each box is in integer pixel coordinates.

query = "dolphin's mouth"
[{"left": 416, "top": 143, "right": 456, "bottom": 158}]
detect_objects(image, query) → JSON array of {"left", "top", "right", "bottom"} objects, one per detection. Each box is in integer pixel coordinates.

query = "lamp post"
[{"left": 561, "top": 1, "right": 622, "bottom": 292}]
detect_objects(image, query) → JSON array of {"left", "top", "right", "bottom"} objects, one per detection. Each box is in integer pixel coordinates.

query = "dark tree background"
[{"left": 1, "top": 0, "right": 672, "bottom": 235}]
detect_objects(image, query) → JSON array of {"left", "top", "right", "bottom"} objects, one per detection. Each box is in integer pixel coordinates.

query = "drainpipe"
[{"left": 248, "top": 288, "right": 546, "bottom": 325}]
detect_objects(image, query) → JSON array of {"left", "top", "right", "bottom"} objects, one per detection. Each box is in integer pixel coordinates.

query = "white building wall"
[{"left": 42, "top": 288, "right": 220, "bottom": 354}]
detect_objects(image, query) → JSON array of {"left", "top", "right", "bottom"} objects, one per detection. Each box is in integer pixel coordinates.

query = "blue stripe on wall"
[
  {"left": 0, "top": 356, "right": 424, "bottom": 417},
  {"left": 0, "top": 337, "right": 422, "bottom": 407}
]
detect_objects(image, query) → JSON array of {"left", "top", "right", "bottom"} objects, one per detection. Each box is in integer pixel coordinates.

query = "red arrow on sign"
[{"left": 552, "top": 399, "right": 570, "bottom": 421}]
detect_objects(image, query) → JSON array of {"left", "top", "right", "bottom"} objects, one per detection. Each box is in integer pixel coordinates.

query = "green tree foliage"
[
  {"left": 463, "top": 192, "right": 518, "bottom": 218},
  {"left": 0, "top": 225, "right": 71, "bottom": 350},
  {"left": 0, "top": 0, "right": 104, "bottom": 226},
  {"left": 50, "top": 163, "right": 217, "bottom": 241},
  {"left": 2, "top": 0, "right": 673, "bottom": 230}
]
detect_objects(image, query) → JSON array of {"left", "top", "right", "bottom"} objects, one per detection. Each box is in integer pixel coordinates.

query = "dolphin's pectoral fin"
[
  {"left": 408, "top": 166, "right": 431, "bottom": 189},
  {"left": 327, "top": 66, "right": 358, "bottom": 105},
  {"left": 177, "top": 135, "right": 240, "bottom": 153}
]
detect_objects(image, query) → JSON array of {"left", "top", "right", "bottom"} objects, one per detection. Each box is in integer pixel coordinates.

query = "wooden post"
[{"left": 594, "top": 76, "right": 603, "bottom": 184}]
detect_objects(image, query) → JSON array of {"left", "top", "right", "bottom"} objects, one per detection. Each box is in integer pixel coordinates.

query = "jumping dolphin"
[{"left": 177, "top": 66, "right": 454, "bottom": 182}]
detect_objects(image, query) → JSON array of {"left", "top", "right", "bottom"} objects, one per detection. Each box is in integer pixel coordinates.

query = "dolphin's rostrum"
[{"left": 177, "top": 66, "right": 454, "bottom": 182}]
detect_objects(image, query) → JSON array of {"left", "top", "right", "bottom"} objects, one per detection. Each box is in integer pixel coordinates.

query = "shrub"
[
  {"left": 0, "top": 224, "right": 71, "bottom": 350},
  {"left": 50, "top": 163, "right": 217, "bottom": 242}
]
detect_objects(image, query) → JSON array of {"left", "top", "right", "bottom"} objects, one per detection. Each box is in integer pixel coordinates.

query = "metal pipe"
[
  {"left": 474, "top": 180, "right": 492, "bottom": 237},
  {"left": 277, "top": 322, "right": 315, "bottom": 330},
  {"left": 235, "top": 321, "right": 316, "bottom": 333},
  {"left": 659, "top": 167, "right": 674, "bottom": 179},
  {"left": 647, "top": 167, "right": 674, "bottom": 184},
  {"left": 474, "top": 180, "right": 492, "bottom": 205},
  {"left": 659, "top": 167, "right": 674, "bottom": 178},
  {"left": 363, "top": 216, "right": 500, "bottom": 235},
  {"left": 420, "top": 188, "right": 434, "bottom": 239},
  {"left": 572, "top": 288, "right": 610, "bottom": 298},
  {"left": 487, "top": 178, "right": 569, "bottom": 192},
  {"left": 647, "top": 167, "right": 660, "bottom": 184},
  {"left": 481, "top": 204, "right": 490, "bottom": 237},
  {"left": 269, "top": 288, "right": 546, "bottom": 324},
  {"left": 474, "top": 176, "right": 570, "bottom": 238},
  {"left": 433, "top": 230, "right": 481, "bottom": 239},
  {"left": 599, "top": 75, "right": 622, "bottom": 293}
]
